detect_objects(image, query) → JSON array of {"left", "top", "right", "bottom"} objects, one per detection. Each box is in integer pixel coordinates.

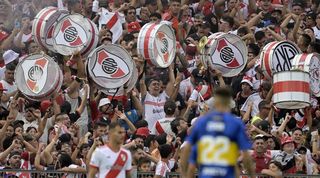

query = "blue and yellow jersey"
[{"left": 186, "top": 111, "right": 252, "bottom": 178}]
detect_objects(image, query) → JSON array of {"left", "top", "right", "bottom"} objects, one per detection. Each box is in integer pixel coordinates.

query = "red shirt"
[{"left": 251, "top": 150, "right": 272, "bottom": 173}]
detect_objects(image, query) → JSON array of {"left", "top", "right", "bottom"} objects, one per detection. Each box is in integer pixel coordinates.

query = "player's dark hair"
[
  {"left": 258, "top": 100, "right": 269, "bottom": 111},
  {"left": 171, "top": 117, "right": 183, "bottom": 135},
  {"left": 109, "top": 121, "right": 122, "bottom": 130},
  {"left": 214, "top": 86, "right": 233, "bottom": 99},
  {"left": 164, "top": 100, "right": 176, "bottom": 116},
  {"left": 255, "top": 31, "right": 265, "bottom": 41},
  {"left": 158, "top": 144, "right": 172, "bottom": 159}
]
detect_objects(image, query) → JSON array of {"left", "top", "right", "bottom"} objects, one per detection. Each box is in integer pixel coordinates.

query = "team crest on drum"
[
  {"left": 155, "top": 32, "right": 171, "bottom": 63},
  {"left": 91, "top": 49, "right": 130, "bottom": 79},
  {"left": 54, "top": 18, "right": 87, "bottom": 47},
  {"left": 211, "top": 38, "right": 244, "bottom": 69},
  {"left": 22, "top": 58, "right": 48, "bottom": 94}
]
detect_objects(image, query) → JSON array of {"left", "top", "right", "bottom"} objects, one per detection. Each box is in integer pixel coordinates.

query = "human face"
[
  {"left": 283, "top": 142, "right": 295, "bottom": 154},
  {"left": 135, "top": 137, "right": 144, "bottom": 147},
  {"left": 101, "top": 103, "right": 113, "bottom": 114},
  {"left": 133, "top": 148, "right": 144, "bottom": 161},
  {"left": 27, "top": 127, "right": 37, "bottom": 137},
  {"left": 61, "top": 143, "right": 72, "bottom": 155},
  {"left": 140, "top": 7, "right": 150, "bottom": 21},
  {"left": 139, "top": 163, "right": 151, "bottom": 172},
  {"left": 292, "top": 5, "right": 303, "bottom": 15},
  {"left": 254, "top": 139, "right": 266, "bottom": 153},
  {"left": 9, "top": 155, "right": 21, "bottom": 168},
  {"left": 219, "top": 19, "right": 231, "bottom": 32},
  {"left": 241, "top": 83, "right": 251, "bottom": 92},
  {"left": 292, "top": 130, "right": 303, "bottom": 144},
  {"left": 257, "top": 37, "right": 267, "bottom": 48},
  {"left": 179, "top": 119, "right": 188, "bottom": 131},
  {"left": 109, "top": 126, "right": 126, "bottom": 145},
  {"left": 72, "top": 2, "right": 83, "bottom": 14},
  {"left": 25, "top": 108, "right": 36, "bottom": 122},
  {"left": 15, "top": 126, "right": 23, "bottom": 135},
  {"left": 148, "top": 80, "right": 161, "bottom": 96},
  {"left": 95, "top": 125, "right": 108, "bottom": 138},
  {"left": 267, "top": 138, "right": 275, "bottom": 150},
  {"left": 169, "top": 2, "right": 180, "bottom": 16},
  {"left": 5, "top": 69, "right": 14, "bottom": 84},
  {"left": 126, "top": 9, "right": 136, "bottom": 22},
  {"left": 260, "top": 0, "right": 271, "bottom": 11},
  {"left": 28, "top": 42, "right": 40, "bottom": 54},
  {"left": 6, "top": 126, "right": 14, "bottom": 137},
  {"left": 194, "top": 18, "right": 203, "bottom": 27},
  {"left": 228, "top": 0, "right": 237, "bottom": 9}
]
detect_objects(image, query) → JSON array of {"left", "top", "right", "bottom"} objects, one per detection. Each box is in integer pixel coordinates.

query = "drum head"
[
  {"left": 308, "top": 54, "right": 320, "bottom": 97},
  {"left": 270, "top": 41, "right": 300, "bottom": 73},
  {"left": 15, "top": 54, "right": 61, "bottom": 99},
  {"left": 101, "top": 61, "right": 138, "bottom": 96},
  {"left": 207, "top": 33, "right": 247, "bottom": 77},
  {"left": 87, "top": 44, "right": 134, "bottom": 89},
  {"left": 53, "top": 14, "right": 91, "bottom": 56},
  {"left": 152, "top": 23, "right": 176, "bottom": 68}
]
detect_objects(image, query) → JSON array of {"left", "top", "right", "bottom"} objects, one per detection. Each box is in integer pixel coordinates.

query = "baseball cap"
[
  {"left": 98, "top": 98, "right": 111, "bottom": 108},
  {"left": 3, "top": 50, "right": 19, "bottom": 65},
  {"left": 281, "top": 136, "right": 294, "bottom": 146},
  {"left": 191, "top": 68, "right": 205, "bottom": 84},
  {"left": 135, "top": 127, "right": 150, "bottom": 138},
  {"left": 241, "top": 76, "right": 253, "bottom": 87},
  {"left": 127, "top": 22, "right": 141, "bottom": 33}
]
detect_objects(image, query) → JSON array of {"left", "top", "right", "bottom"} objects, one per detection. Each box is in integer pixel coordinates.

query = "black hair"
[
  {"left": 255, "top": 31, "right": 266, "bottom": 41},
  {"left": 59, "top": 153, "right": 73, "bottom": 168},
  {"left": 6, "top": 63, "right": 17, "bottom": 71},
  {"left": 158, "top": 144, "right": 172, "bottom": 159},
  {"left": 137, "top": 157, "right": 151, "bottom": 170},
  {"left": 60, "top": 101, "right": 71, "bottom": 114},
  {"left": 155, "top": 133, "right": 167, "bottom": 145},
  {"left": 237, "top": 26, "right": 250, "bottom": 36},
  {"left": 269, "top": 160, "right": 283, "bottom": 171},
  {"left": 109, "top": 121, "right": 122, "bottom": 131},
  {"left": 164, "top": 100, "right": 176, "bottom": 116},
  {"left": 135, "top": 120, "right": 148, "bottom": 128},
  {"left": 144, "top": 134, "right": 156, "bottom": 148},
  {"left": 248, "top": 43, "right": 260, "bottom": 56},
  {"left": 214, "top": 86, "right": 233, "bottom": 99},
  {"left": 221, "top": 15, "right": 235, "bottom": 28},
  {"left": 258, "top": 100, "right": 269, "bottom": 111},
  {"left": 170, "top": 118, "right": 182, "bottom": 135},
  {"left": 150, "top": 12, "right": 162, "bottom": 20},
  {"left": 122, "top": 33, "right": 135, "bottom": 43},
  {"left": 93, "top": 121, "right": 108, "bottom": 130},
  {"left": 25, "top": 101, "right": 41, "bottom": 110},
  {"left": 301, "top": 33, "right": 312, "bottom": 46}
]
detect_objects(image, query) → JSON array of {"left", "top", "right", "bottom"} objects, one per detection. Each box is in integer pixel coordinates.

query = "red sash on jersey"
[{"left": 105, "top": 149, "right": 128, "bottom": 178}]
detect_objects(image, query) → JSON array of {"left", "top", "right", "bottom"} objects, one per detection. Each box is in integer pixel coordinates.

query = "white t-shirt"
[
  {"left": 312, "top": 26, "right": 320, "bottom": 40},
  {"left": 143, "top": 92, "right": 168, "bottom": 130},
  {"left": 14, "top": 32, "right": 32, "bottom": 43},
  {"left": 90, "top": 145, "right": 132, "bottom": 178},
  {"left": 155, "top": 160, "right": 175, "bottom": 177},
  {"left": 240, "top": 92, "right": 262, "bottom": 117},
  {"left": 151, "top": 117, "right": 175, "bottom": 135},
  {"left": 179, "top": 77, "right": 194, "bottom": 101}
]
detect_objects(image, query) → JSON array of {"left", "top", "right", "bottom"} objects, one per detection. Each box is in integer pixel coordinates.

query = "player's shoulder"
[{"left": 120, "top": 147, "right": 132, "bottom": 156}]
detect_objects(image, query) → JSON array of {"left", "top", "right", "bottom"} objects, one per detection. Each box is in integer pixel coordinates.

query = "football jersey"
[
  {"left": 186, "top": 111, "right": 252, "bottom": 178},
  {"left": 90, "top": 145, "right": 132, "bottom": 178}
]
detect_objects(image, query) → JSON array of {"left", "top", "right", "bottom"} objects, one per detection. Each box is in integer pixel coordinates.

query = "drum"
[
  {"left": 137, "top": 21, "right": 176, "bottom": 68},
  {"left": 87, "top": 44, "right": 134, "bottom": 89},
  {"left": 52, "top": 14, "right": 96, "bottom": 56},
  {"left": 204, "top": 32, "right": 247, "bottom": 77},
  {"left": 32, "top": 7, "right": 69, "bottom": 52},
  {"left": 273, "top": 70, "right": 310, "bottom": 109},
  {"left": 81, "top": 18, "right": 99, "bottom": 56},
  {"left": 261, "top": 41, "right": 301, "bottom": 79},
  {"left": 101, "top": 62, "right": 138, "bottom": 96},
  {"left": 292, "top": 53, "right": 320, "bottom": 97},
  {"left": 15, "top": 54, "right": 63, "bottom": 101}
]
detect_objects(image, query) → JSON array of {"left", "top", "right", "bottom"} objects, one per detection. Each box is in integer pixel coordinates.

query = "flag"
[{"left": 98, "top": 8, "right": 125, "bottom": 44}]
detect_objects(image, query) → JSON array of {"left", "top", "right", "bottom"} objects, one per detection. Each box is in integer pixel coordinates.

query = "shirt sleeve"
[
  {"left": 89, "top": 149, "right": 101, "bottom": 168},
  {"left": 235, "top": 120, "right": 252, "bottom": 151}
]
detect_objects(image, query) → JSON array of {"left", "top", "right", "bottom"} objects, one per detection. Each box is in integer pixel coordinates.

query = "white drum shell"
[{"left": 273, "top": 71, "right": 310, "bottom": 109}]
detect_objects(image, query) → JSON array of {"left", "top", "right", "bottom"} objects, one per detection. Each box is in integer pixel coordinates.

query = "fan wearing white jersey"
[
  {"left": 151, "top": 100, "right": 176, "bottom": 135},
  {"left": 89, "top": 122, "right": 132, "bottom": 178}
]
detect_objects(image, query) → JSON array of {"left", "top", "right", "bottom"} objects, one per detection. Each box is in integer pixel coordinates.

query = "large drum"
[
  {"left": 261, "top": 41, "right": 301, "bottom": 79},
  {"left": 292, "top": 53, "right": 320, "bottom": 97},
  {"left": 137, "top": 21, "right": 176, "bottom": 68},
  {"left": 273, "top": 70, "right": 310, "bottom": 109},
  {"left": 87, "top": 44, "right": 134, "bottom": 89},
  {"left": 15, "top": 54, "right": 63, "bottom": 101},
  {"left": 101, "top": 62, "right": 138, "bottom": 96},
  {"left": 203, "top": 32, "right": 247, "bottom": 77},
  {"left": 52, "top": 14, "right": 98, "bottom": 56},
  {"left": 32, "top": 7, "right": 69, "bottom": 52}
]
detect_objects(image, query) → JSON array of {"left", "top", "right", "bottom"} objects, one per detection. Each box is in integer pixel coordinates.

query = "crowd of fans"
[{"left": 0, "top": 0, "right": 320, "bottom": 177}]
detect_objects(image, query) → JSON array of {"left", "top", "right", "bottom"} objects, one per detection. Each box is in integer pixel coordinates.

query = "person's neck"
[
  {"left": 215, "top": 106, "right": 230, "bottom": 113},
  {"left": 242, "top": 90, "right": 251, "bottom": 96},
  {"left": 108, "top": 141, "right": 121, "bottom": 152},
  {"left": 255, "top": 150, "right": 265, "bottom": 157},
  {"left": 5, "top": 79, "right": 13, "bottom": 85}
]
